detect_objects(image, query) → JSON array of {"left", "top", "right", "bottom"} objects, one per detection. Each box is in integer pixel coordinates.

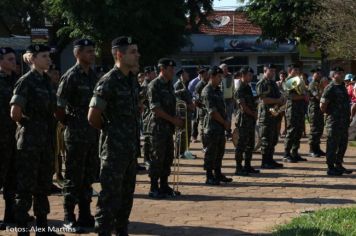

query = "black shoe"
[
  {"left": 205, "top": 177, "right": 220, "bottom": 185},
  {"left": 63, "top": 218, "right": 84, "bottom": 234},
  {"left": 283, "top": 155, "right": 298, "bottom": 163},
  {"left": 51, "top": 183, "right": 62, "bottom": 194},
  {"left": 136, "top": 164, "right": 146, "bottom": 171},
  {"left": 327, "top": 168, "right": 343, "bottom": 176},
  {"left": 336, "top": 165, "right": 353, "bottom": 174},
  {"left": 235, "top": 168, "right": 249, "bottom": 176},
  {"left": 260, "top": 163, "right": 276, "bottom": 169},
  {"left": 77, "top": 214, "right": 95, "bottom": 228},
  {"left": 293, "top": 154, "right": 307, "bottom": 162},
  {"left": 244, "top": 166, "right": 260, "bottom": 174},
  {"left": 317, "top": 149, "right": 326, "bottom": 156},
  {"left": 148, "top": 189, "right": 166, "bottom": 199},
  {"left": 217, "top": 174, "right": 233, "bottom": 183},
  {"left": 309, "top": 152, "right": 321, "bottom": 157},
  {"left": 160, "top": 185, "right": 181, "bottom": 197},
  {"left": 271, "top": 160, "right": 284, "bottom": 168},
  {"left": 116, "top": 225, "right": 128, "bottom": 236}
]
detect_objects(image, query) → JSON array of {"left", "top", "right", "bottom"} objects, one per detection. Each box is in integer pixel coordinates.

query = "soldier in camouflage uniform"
[
  {"left": 234, "top": 67, "right": 259, "bottom": 176},
  {"left": 201, "top": 66, "right": 233, "bottom": 185},
  {"left": 55, "top": 39, "right": 98, "bottom": 231},
  {"left": 194, "top": 69, "right": 210, "bottom": 151},
  {"left": 308, "top": 67, "right": 326, "bottom": 157},
  {"left": 174, "top": 68, "right": 196, "bottom": 159},
  {"left": 88, "top": 36, "right": 140, "bottom": 236},
  {"left": 10, "top": 44, "right": 60, "bottom": 235},
  {"left": 0, "top": 47, "right": 17, "bottom": 230},
  {"left": 283, "top": 64, "right": 308, "bottom": 163},
  {"left": 320, "top": 67, "right": 353, "bottom": 176},
  {"left": 147, "top": 58, "right": 184, "bottom": 199},
  {"left": 141, "top": 66, "right": 156, "bottom": 166},
  {"left": 256, "top": 64, "right": 284, "bottom": 169}
]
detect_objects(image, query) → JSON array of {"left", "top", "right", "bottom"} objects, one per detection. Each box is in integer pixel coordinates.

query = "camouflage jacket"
[
  {"left": 57, "top": 63, "right": 98, "bottom": 143},
  {"left": 256, "top": 77, "right": 281, "bottom": 122},
  {"left": 174, "top": 79, "right": 193, "bottom": 119},
  {"left": 10, "top": 69, "right": 56, "bottom": 150},
  {"left": 234, "top": 81, "right": 256, "bottom": 127}
]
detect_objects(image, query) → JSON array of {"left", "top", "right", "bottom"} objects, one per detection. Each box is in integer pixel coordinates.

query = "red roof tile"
[{"left": 199, "top": 11, "right": 262, "bottom": 36}]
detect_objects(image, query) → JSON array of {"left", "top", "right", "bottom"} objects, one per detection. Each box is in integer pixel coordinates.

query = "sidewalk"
[{"left": 1, "top": 136, "right": 355, "bottom": 236}]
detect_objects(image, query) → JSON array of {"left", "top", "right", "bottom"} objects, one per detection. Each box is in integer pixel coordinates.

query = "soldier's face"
[
  {"left": 78, "top": 46, "right": 96, "bottom": 65},
  {"left": 265, "top": 68, "right": 276, "bottom": 79},
  {"left": 33, "top": 52, "right": 51, "bottom": 71},
  {"left": 290, "top": 68, "right": 300, "bottom": 77},
  {"left": 313, "top": 72, "right": 321, "bottom": 80},
  {"left": 0, "top": 53, "right": 16, "bottom": 73},
  {"left": 246, "top": 72, "right": 253, "bottom": 82},
  {"left": 121, "top": 45, "right": 140, "bottom": 70},
  {"left": 333, "top": 71, "right": 344, "bottom": 83},
  {"left": 182, "top": 71, "right": 189, "bottom": 82},
  {"left": 149, "top": 71, "right": 156, "bottom": 80},
  {"left": 163, "top": 66, "right": 175, "bottom": 80}
]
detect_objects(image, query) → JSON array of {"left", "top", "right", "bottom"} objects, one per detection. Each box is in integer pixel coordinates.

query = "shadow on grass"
[{"left": 273, "top": 227, "right": 341, "bottom": 236}]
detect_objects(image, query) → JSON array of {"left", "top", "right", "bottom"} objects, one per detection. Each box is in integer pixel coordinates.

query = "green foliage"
[
  {"left": 243, "top": 0, "right": 320, "bottom": 43},
  {"left": 274, "top": 207, "right": 356, "bottom": 236}
]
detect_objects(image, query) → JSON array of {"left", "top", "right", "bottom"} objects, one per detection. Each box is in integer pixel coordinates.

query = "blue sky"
[{"left": 213, "top": 0, "right": 244, "bottom": 10}]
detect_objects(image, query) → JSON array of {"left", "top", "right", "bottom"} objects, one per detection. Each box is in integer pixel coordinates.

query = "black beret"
[
  {"left": 73, "top": 39, "right": 95, "bottom": 48},
  {"left": 332, "top": 66, "right": 344, "bottom": 72},
  {"left": 176, "top": 68, "right": 187, "bottom": 77},
  {"left": 311, "top": 67, "right": 321, "bottom": 73},
  {"left": 144, "top": 66, "right": 153, "bottom": 73},
  {"left": 26, "top": 44, "right": 50, "bottom": 53},
  {"left": 264, "top": 64, "right": 277, "bottom": 69},
  {"left": 0, "top": 47, "right": 16, "bottom": 56},
  {"left": 111, "top": 36, "right": 136, "bottom": 49},
  {"left": 208, "top": 66, "right": 223, "bottom": 76},
  {"left": 240, "top": 66, "right": 254, "bottom": 74},
  {"left": 287, "top": 63, "right": 300, "bottom": 69},
  {"left": 198, "top": 66, "right": 209, "bottom": 74},
  {"left": 157, "top": 58, "right": 176, "bottom": 67}
]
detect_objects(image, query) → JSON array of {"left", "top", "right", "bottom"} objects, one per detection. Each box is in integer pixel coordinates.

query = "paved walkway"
[{"left": 1, "top": 135, "right": 355, "bottom": 235}]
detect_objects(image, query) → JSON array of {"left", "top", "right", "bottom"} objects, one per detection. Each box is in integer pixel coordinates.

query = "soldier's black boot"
[
  {"left": 244, "top": 156, "right": 260, "bottom": 174},
  {"left": 335, "top": 164, "right": 353, "bottom": 174},
  {"left": 317, "top": 147, "right": 326, "bottom": 156},
  {"left": 0, "top": 198, "right": 16, "bottom": 230},
  {"left": 235, "top": 153, "right": 249, "bottom": 176},
  {"left": 261, "top": 153, "right": 275, "bottom": 169},
  {"left": 116, "top": 224, "right": 128, "bottom": 236},
  {"left": 77, "top": 201, "right": 95, "bottom": 228},
  {"left": 269, "top": 152, "right": 283, "bottom": 168},
  {"left": 292, "top": 152, "right": 307, "bottom": 162},
  {"left": 283, "top": 151, "right": 298, "bottom": 163},
  {"left": 215, "top": 168, "right": 233, "bottom": 183},
  {"left": 36, "top": 215, "right": 64, "bottom": 236},
  {"left": 160, "top": 176, "right": 180, "bottom": 197},
  {"left": 63, "top": 204, "right": 83, "bottom": 233},
  {"left": 309, "top": 145, "right": 321, "bottom": 157},
  {"left": 327, "top": 164, "right": 343, "bottom": 176},
  {"left": 148, "top": 177, "right": 165, "bottom": 199},
  {"left": 17, "top": 221, "right": 30, "bottom": 236},
  {"left": 205, "top": 170, "right": 220, "bottom": 185}
]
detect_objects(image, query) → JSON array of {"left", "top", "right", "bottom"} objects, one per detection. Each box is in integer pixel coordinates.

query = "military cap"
[
  {"left": 264, "top": 64, "right": 277, "bottom": 69},
  {"left": 144, "top": 66, "right": 154, "bottom": 73},
  {"left": 111, "top": 36, "right": 136, "bottom": 49},
  {"left": 332, "top": 66, "right": 344, "bottom": 72},
  {"left": 26, "top": 44, "right": 50, "bottom": 53},
  {"left": 176, "top": 68, "right": 187, "bottom": 77},
  {"left": 157, "top": 58, "right": 176, "bottom": 67},
  {"left": 73, "top": 38, "right": 95, "bottom": 48},
  {"left": 344, "top": 74, "right": 353, "bottom": 81},
  {"left": 311, "top": 67, "right": 321, "bottom": 73},
  {"left": 198, "top": 66, "right": 209, "bottom": 74},
  {"left": 0, "top": 47, "right": 16, "bottom": 56},
  {"left": 287, "top": 63, "right": 300, "bottom": 69},
  {"left": 208, "top": 65, "right": 223, "bottom": 76},
  {"left": 239, "top": 66, "right": 254, "bottom": 74}
]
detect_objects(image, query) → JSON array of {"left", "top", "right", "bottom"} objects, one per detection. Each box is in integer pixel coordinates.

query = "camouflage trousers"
[
  {"left": 149, "top": 133, "right": 174, "bottom": 178},
  {"left": 63, "top": 141, "right": 98, "bottom": 213},
  {"left": 14, "top": 149, "right": 53, "bottom": 224},
  {"left": 259, "top": 119, "right": 279, "bottom": 156},
  {"left": 204, "top": 133, "right": 225, "bottom": 171},
  {"left": 284, "top": 111, "right": 304, "bottom": 154},
  {"left": 235, "top": 121, "right": 255, "bottom": 166},
  {"left": 326, "top": 125, "right": 348, "bottom": 166},
  {"left": 308, "top": 105, "right": 324, "bottom": 151},
  {"left": 95, "top": 155, "right": 136, "bottom": 234},
  {"left": 0, "top": 144, "right": 17, "bottom": 201}
]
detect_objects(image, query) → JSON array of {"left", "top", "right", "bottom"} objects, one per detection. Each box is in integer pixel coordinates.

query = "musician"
[
  {"left": 147, "top": 58, "right": 183, "bottom": 198},
  {"left": 320, "top": 67, "right": 352, "bottom": 176},
  {"left": 256, "top": 64, "right": 284, "bottom": 169},
  {"left": 234, "top": 66, "right": 259, "bottom": 176},
  {"left": 174, "top": 69, "right": 196, "bottom": 159},
  {"left": 308, "top": 67, "right": 326, "bottom": 157},
  {"left": 283, "top": 64, "right": 308, "bottom": 163},
  {"left": 201, "top": 66, "right": 232, "bottom": 185}
]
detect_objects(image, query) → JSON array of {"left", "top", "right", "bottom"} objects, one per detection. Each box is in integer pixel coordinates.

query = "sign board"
[{"left": 31, "top": 28, "right": 49, "bottom": 44}]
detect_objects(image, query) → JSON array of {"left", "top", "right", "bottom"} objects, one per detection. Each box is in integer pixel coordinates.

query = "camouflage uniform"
[
  {"left": 141, "top": 78, "right": 152, "bottom": 164},
  {"left": 10, "top": 69, "right": 56, "bottom": 227},
  {"left": 234, "top": 82, "right": 257, "bottom": 170},
  {"left": 174, "top": 78, "right": 193, "bottom": 156},
  {"left": 147, "top": 76, "right": 176, "bottom": 179},
  {"left": 56, "top": 63, "right": 99, "bottom": 223},
  {"left": 201, "top": 83, "right": 226, "bottom": 177},
  {"left": 284, "top": 77, "right": 307, "bottom": 159},
  {"left": 0, "top": 70, "right": 17, "bottom": 225},
  {"left": 308, "top": 79, "right": 324, "bottom": 154},
  {"left": 321, "top": 81, "right": 350, "bottom": 168},
  {"left": 89, "top": 66, "right": 140, "bottom": 234},
  {"left": 195, "top": 80, "right": 208, "bottom": 148},
  {"left": 256, "top": 78, "right": 281, "bottom": 165}
]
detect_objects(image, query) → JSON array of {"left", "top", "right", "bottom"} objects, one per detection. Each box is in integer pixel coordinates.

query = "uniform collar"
[{"left": 113, "top": 65, "right": 133, "bottom": 80}]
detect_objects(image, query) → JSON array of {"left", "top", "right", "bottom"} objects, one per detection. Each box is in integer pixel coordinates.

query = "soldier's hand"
[{"left": 173, "top": 117, "right": 184, "bottom": 128}]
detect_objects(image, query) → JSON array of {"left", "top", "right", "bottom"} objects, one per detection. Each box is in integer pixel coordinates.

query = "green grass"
[
  {"left": 273, "top": 207, "right": 356, "bottom": 236},
  {"left": 349, "top": 141, "right": 356, "bottom": 147}
]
